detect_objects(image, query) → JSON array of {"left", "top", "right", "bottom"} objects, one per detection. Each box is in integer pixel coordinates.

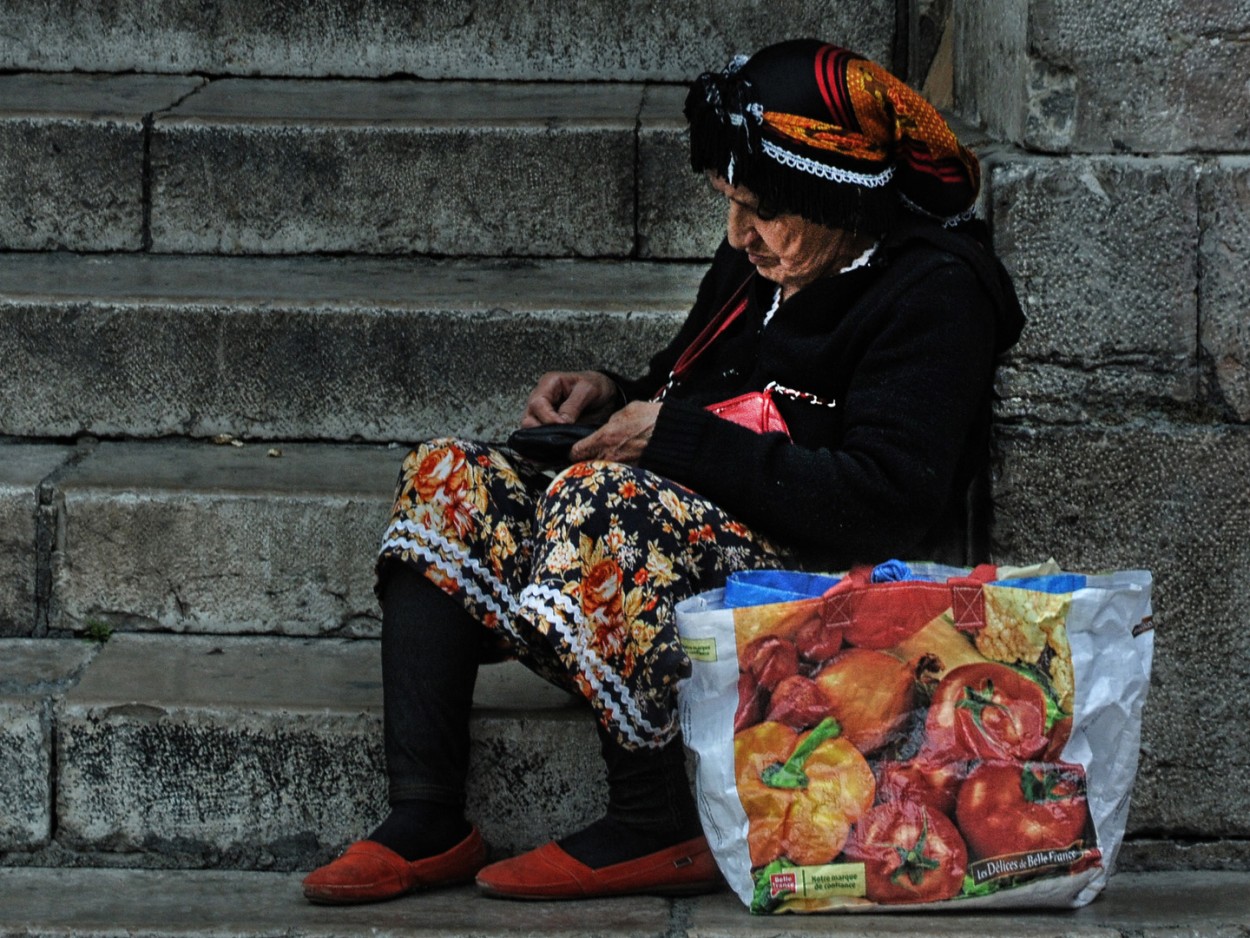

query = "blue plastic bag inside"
[
  {"left": 998, "top": 573, "right": 1088, "bottom": 594},
  {"left": 723, "top": 569, "right": 841, "bottom": 608}
]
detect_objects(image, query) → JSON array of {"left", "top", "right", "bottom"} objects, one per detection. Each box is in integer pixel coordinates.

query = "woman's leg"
[
  {"left": 368, "top": 561, "right": 485, "bottom": 861},
  {"left": 301, "top": 560, "right": 492, "bottom": 904},
  {"left": 519, "top": 459, "right": 783, "bottom": 750},
  {"left": 556, "top": 723, "right": 701, "bottom": 868},
  {"left": 515, "top": 460, "right": 783, "bottom": 868},
  {"left": 305, "top": 440, "right": 543, "bottom": 903},
  {"left": 369, "top": 443, "right": 781, "bottom": 887}
]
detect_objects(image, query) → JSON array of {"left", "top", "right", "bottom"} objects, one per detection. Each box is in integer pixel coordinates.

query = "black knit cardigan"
[{"left": 609, "top": 219, "right": 1024, "bottom": 569}]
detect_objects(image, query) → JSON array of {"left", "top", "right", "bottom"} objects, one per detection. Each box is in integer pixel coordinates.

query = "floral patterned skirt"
[{"left": 377, "top": 437, "right": 783, "bottom": 749}]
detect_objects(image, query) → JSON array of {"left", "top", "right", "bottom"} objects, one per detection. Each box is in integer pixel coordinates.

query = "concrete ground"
[{"left": 1, "top": 869, "right": 1247, "bottom": 937}]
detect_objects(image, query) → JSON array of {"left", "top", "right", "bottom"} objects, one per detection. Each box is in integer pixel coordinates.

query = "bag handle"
[
  {"left": 655, "top": 273, "right": 755, "bottom": 400},
  {"left": 820, "top": 564, "right": 997, "bottom": 648}
]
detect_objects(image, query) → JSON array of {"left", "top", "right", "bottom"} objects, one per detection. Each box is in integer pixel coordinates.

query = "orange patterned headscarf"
[{"left": 686, "top": 40, "right": 980, "bottom": 233}]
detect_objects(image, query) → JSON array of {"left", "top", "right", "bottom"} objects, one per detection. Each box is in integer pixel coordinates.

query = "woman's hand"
[
  {"left": 521, "top": 371, "right": 619, "bottom": 428},
  {"left": 571, "top": 402, "right": 662, "bottom": 465}
]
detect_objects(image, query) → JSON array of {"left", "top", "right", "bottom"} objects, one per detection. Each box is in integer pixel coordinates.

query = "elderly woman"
[{"left": 302, "top": 38, "right": 1023, "bottom": 903}]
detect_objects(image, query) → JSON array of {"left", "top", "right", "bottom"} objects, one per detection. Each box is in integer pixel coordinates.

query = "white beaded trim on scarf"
[
  {"left": 899, "top": 191, "right": 979, "bottom": 228},
  {"left": 760, "top": 138, "right": 895, "bottom": 189}
]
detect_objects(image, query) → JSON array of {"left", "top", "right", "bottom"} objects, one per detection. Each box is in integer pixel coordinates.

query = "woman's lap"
[{"left": 377, "top": 437, "right": 783, "bottom": 748}]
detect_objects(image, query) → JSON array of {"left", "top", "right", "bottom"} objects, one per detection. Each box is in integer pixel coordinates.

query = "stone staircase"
[
  {"left": 0, "top": 0, "right": 885, "bottom": 879},
  {"left": 2, "top": 2, "right": 1247, "bottom": 935}
]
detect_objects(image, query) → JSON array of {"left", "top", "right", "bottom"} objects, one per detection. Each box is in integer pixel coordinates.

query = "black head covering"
[{"left": 686, "top": 40, "right": 981, "bottom": 235}]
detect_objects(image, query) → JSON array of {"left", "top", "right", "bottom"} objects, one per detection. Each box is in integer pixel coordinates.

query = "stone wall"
[{"left": 956, "top": 0, "right": 1250, "bottom": 866}]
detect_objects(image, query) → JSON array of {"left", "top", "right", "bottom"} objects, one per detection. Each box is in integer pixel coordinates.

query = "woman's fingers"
[
  {"left": 522, "top": 371, "right": 617, "bottom": 427},
  {"left": 521, "top": 372, "right": 573, "bottom": 426},
  {"left": 571, "top": 402, "right": 662, "bottom": 464}
]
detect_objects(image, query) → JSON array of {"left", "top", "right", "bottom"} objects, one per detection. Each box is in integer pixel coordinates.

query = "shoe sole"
[{"left": 304, "top": 872, "right": 480, "bottom": 905}]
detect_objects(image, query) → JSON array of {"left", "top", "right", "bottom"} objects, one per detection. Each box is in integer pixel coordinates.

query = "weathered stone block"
[
  {"left": 51, "top": 442, "right": 397, "bottom": 636},
  {"left": 0, "top": 74, "right": 202, "bottom": 251},
  {"left": 987, "top": 154, "right": 1199, "bottom": 421},
  {"left": 0, "top": 0, "right": 895, "bottom": 81},
  {"left": 0, "top": 639, "right": 97, "bottom": 851},
  {"left": 0, "top": 445, "right": 73, "bottom": 637},
  {"left": 638, "top": 85, "right": 723, "bottom": 261},
  {"left": 0, "top": 253, "right": 694, "bottom": 442},
  {"left": 150, "top": 80, "right": 639, "bottom": 257},
  {"left": 1199, "top": 159, "right": 1250, "bottom": 423},
  {"left": 956, "top": 0, "right": 1250, "bottom": 153},
  {"left": 0, "top": 697, "right": 47, "bottom": 849},
  {"left": 56, "top": 635, "right": 597, "bottom": 868},
  {"left": 992, "top": 424, "right": 1250, "bottom": 839}
]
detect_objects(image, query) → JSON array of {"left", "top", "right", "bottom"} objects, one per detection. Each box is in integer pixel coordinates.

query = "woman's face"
[{"left": 708, "top": 173, "right": 870, "bottom": 297}]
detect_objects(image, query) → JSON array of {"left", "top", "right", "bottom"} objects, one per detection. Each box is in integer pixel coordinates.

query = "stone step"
[
  {"left": 0, "top": 0, "right": 895, "bottom": 82},
  {"left": 0, "top": 438, "right": 412, "bottom": 638},
  {"left": 42, "top": 440, "right": 397, "bottom": 638},
  {"left": 0, "top": 867, "right": 1246, "bottom": 937},
  {"left": 1, "top": 634, "right": 602, "bottom": 870},
  {"left": 0, "top": 252, "right": 702, "bottom": 443},
  {"left": 0, "top": 74, "right": 723, "bottom": 257},
  {"left": 0, "top": 438, "right": 427, "bottom": 637},
  {"left": 0, "top": 74, "right": 203, "bottom": 252},
  {"left": 149, "top": 79, "right": 714, "bottom": 258},
  {"left": 4, "top": 633, "right": 1248, "bottom": 914}
]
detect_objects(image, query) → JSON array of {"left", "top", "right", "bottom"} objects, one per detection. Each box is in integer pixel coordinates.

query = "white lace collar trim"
[{"left": 762, "top": 241, "right": 880, "bottom": 327}]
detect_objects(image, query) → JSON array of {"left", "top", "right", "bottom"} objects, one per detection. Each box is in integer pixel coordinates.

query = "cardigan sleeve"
[{"left": 638, "top": 256, "right": 1001, "bottom": 565}]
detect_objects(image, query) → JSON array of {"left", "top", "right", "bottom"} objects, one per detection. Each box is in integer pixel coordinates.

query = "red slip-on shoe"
[
  {"left": 302, "top": 828, "right": 488, "bottom": 905},
  {"left": 475, "top": 835, "right": 721, "bottom": 900}
]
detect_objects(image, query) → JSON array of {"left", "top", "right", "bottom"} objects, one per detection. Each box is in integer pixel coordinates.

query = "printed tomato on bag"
[{"left": 676, "top": 562, "right": 1153, "bottom": 913}]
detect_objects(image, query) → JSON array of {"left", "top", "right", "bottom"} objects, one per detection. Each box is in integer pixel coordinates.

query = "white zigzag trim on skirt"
[
  {"left": 380, "top": 518, "right": 673, "bottom": 747},
  {"left": 761, "top": 138, "right": 895, "bottom": 188},
  {"left": 381, "top": 523, "right": 521, "bottom": 645},
  {"left": 519, "top": 583, "right": 674, "bottom": 746}
]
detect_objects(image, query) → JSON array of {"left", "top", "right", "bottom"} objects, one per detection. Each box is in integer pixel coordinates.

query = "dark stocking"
[
  {"left": 557, "top": 724, "right": 703, "bottom": 869},
  {"left": 368, "top": 562, "right": 484, "bottom": 861}
]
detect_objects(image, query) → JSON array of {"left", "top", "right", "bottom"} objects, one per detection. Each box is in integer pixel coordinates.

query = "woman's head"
[
  {"left": 685, "top": 39, "right": 980, "bottom": 238},
  {"left": 710, "top": 171, "right": 874, "bottom": 296}
]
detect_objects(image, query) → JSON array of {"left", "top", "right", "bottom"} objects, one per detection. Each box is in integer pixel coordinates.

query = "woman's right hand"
[{"left": 521, "top": 371, "right": 620, "bottom": 428}]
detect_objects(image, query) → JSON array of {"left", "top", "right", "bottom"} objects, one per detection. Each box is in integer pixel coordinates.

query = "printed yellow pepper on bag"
[{"left": 735, "top": 717, "right": 876, "bottom": 868}]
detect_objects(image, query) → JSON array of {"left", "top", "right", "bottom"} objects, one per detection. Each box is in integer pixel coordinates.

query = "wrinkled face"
[{"left": 709, "top": 172, "right": 870, "bottom": 297}]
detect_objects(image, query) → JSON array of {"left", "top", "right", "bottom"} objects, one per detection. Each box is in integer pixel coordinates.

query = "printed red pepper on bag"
[
  {"left": 956, "top": 760, "right": 1090, "bottom": 860},
  {"left": 794, "top": 616, "right": 843, "bottom": 664},
  {"left": 742, "top": 636, "right": 798, "bottom": 691},
  {"left": 735, "top": 718, "right": 875, "bottom": 868},
  {"left": 734, "top": 669, "right": 766, "bottom": 733},
  {"left": 923, "top": 662, "right": 1049, "bottom": 763},
  {"left": 765, "top": 674, "right": 830, "bottom": 730},
  {"left": 842, "top": 801, "right": 968, "bottom": 903}
]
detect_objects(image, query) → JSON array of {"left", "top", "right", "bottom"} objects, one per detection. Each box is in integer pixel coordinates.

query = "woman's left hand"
[{"left": 570, "top": 402, "right": 662, "bottom": 465}]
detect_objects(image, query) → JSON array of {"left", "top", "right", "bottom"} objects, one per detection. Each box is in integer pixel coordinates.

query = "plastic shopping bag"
[{"left": 675, "top": 560, "right": 1153, "bottom": 913}]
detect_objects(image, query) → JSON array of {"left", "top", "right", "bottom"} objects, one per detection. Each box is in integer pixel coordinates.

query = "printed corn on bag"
[{"left": 675, "top": 561, "right": 1153, "bottom": 912}]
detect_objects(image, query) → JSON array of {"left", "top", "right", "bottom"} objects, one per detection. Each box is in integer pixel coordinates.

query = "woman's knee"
[
  {"left": 540, "top": 461, "right": 648, "bottom": 522},
  {"left": 389, "top": 438, "right": 536, "bottom": 553}
]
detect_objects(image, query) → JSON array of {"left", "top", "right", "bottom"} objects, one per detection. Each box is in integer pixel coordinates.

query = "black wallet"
[{"left": 506, "top": 423, "right": 598, "bottom": 465}]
